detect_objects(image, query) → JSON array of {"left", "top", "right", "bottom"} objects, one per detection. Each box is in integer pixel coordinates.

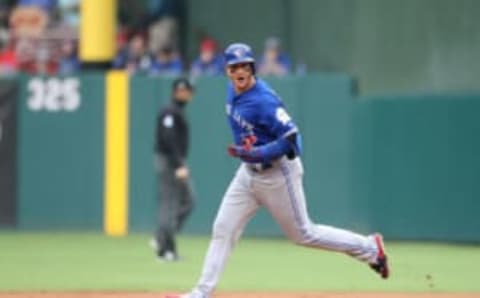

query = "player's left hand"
[
  {"left": 227, "top": 135, "right": 264, "bottom": 162},
  {"left": 242, "top": 135, "right": 257, "bottom": 150},
  {"left": 227, "top": 144, "right": 261, "bottom": 163},
  {"left": 228, "top": 135, "right": 254, "bottom": 157},
  {"left": 228, "top": 135, "right": 258, "bottom": 155}
]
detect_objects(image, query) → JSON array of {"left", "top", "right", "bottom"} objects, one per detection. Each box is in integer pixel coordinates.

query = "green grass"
[{"left": 0, "top": 232, "right": 479, "bottom": 292}]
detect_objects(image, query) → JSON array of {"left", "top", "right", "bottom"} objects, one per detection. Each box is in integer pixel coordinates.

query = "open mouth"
[{"left": 236, "top": 76, "right": 246, "bottom": 84}]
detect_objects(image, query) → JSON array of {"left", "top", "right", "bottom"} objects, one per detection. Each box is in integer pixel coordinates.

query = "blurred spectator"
[
  {"left": 147, "top": 0, "right": 179, "bottom": 53},
  {"left": 118, "top": 0, "right": 178, "bottom": 34},
  {"left": 112, "top": 33, "right": 154, "bottom": 75},
  {"left": 34, "top": 39, "right": 57, "bottom": 74},
  {"left": 190, "top": 38, "right": 223, "bottom": 77},
  {"left": 0, "top": 31, "right": 17, "bottom": 76},
  {"left": 115, "top": 27, "right": 129, "bottom": 54},
  {"left": 116, "top": 0, "right": 180, "bottom": 58},
  {"left": 146, "top": 0, "right": 177, "bottom": 23},
  {"left": 15, "top": 38, "right": 34, "bottom": 73},
  {"left": 57, "top": 39, "right": 79, "bottom": 75},
  {"left": 150, "top": 45, "right": 183, "bottom": 77},
  {"left": 9, "top": 4, "right": 49, "bottom": 37},
  {"left": 257, "top": 37, "right": 292, "bottom": 77},
  {"left": 149, "top": 15, "right": 177, "bottom": 55},
  {"left": 57, "top": 0, "right": 79, "bottom": 27},
  {"left": 16, "top": 37, "right": 56, "bottom": 75}
]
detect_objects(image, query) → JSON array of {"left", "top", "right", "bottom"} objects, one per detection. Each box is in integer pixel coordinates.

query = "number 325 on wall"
[{"left": 27, "top": 77, "right": 81, "bottom": 112}]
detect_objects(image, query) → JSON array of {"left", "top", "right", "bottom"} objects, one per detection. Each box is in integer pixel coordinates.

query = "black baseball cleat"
[{"left": 369, "top": 233, "right": 390, "bottom": 279}]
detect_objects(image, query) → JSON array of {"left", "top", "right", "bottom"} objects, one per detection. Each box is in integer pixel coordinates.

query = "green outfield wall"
[
  {"left": 13, "top": 74, "right": 480, "bottom": 241},
  {"left": 351, "top": 94, "right": 480, "bottom": 241},
  {"left": 17, "top": 74, "right": 105, "bottom": 229}
]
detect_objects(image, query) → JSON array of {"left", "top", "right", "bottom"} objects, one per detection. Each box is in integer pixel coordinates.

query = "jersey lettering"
[
  {"left": 233, "top": 111, "right": 254, "bottom": 131},
  {"left": 276, "top": 107, "right": 291, "bottom": 125}
]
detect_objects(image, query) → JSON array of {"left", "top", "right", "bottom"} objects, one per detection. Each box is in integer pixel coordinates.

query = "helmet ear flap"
[{"left": 250, "top": 62, "right": 256, "bottom": 75}]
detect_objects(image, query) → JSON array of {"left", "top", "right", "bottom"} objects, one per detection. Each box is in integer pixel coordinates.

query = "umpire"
[{"left": 153, "top": 77, "right": 195, "bottom": 262}]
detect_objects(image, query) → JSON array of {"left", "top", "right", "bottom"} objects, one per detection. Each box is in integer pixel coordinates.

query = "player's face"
[{"left": 226, "top": 63, "right": 255, "bottom": 93}]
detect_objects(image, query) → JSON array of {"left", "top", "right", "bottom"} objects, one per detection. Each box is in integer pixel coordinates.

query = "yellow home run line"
[{"left": 104, "top": 71, "right": 129, "bottom": 236}]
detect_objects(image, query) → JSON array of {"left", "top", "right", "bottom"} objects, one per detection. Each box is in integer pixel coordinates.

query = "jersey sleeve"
[{"left": 258, "top": 94, "right": 298, "bottom": 139}]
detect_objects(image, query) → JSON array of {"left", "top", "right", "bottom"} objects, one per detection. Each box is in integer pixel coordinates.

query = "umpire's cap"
[
  {"left": 224, "top": 43, "right": 255, "bottom": 66},
  {"left": 172, "top": 77, "right": 194, "bottom": 92}
]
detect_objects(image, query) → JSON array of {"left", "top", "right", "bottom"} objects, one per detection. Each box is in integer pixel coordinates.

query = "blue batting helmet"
[{"left": 224, "top": 43, "right": 255, "bottom": 66}]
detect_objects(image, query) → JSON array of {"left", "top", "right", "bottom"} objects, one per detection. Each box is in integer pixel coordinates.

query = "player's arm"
[
  {"left": 228, "top": 131, "right": 299, "bottom": 164},
  {"left": 256, "top": 130, "right": 300, "bottom": 161},
  {"left": 229, "top": 100, "right": 301, "bottom": 163}
]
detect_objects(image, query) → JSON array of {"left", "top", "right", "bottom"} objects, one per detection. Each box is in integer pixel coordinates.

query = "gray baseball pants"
[{"left": 192, "top": 156, "right": 378, "bottom": 296}]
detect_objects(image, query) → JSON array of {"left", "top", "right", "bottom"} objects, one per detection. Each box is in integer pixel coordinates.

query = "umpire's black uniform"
[{"left": 154, "top": 78, "right": 195, "bottom": 261}]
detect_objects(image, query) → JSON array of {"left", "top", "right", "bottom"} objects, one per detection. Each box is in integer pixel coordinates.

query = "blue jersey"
[{"left": 226, "top": 79, "right": 301, "bottom": 155}]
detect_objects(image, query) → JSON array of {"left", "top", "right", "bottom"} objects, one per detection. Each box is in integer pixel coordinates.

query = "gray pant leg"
[
  {"left": 156, "top": 169, "right": 179, "bottom": 255},
  {"left": 194, "top": 165, "right": 258, "bottom": 296},
  {"left": 155, "top": 157, "right": 195, "bottom": 256},
  {"left": 256, "top": 158, "right": 378, "bottom": 263},
  {"left": 176, "top": 177, "right": 195, "bottom": 231}
]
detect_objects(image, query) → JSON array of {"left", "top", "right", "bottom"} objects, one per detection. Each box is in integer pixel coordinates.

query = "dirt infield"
[{"left": 1, "top": 293, "right": 479, "bottom": 298}]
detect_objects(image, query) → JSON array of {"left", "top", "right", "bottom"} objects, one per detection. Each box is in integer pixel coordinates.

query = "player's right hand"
[
  {"left": 228, "top": 144, "right": 253, "bottom": 158},
  {"left": 227, "top": 144, "right": 241, "bottom": 157}
]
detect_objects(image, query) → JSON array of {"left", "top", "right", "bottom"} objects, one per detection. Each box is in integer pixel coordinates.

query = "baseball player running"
[{"left": 168, "top": 43, "right": 389, "bottom": 298}]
